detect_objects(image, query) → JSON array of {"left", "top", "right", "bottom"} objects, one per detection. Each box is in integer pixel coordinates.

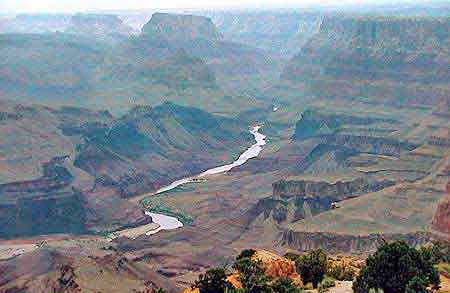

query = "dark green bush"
[
  {"left": 295, "top": 249, "right": 328, "bottom": 289},
  {"left": 194, "top": 268, "right": 233, "bottom": 293},
  {"left": 353, "top": 241, "right": 440, "bottom": 293}
]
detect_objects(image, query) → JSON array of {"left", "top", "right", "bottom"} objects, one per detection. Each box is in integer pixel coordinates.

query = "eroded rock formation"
[
  {"left": 281, "top": 231, "right": 435, "bottom": 254},
  {"left": 142, "top": 13, "right": 223, "bottom": 41},
  {"left": 432, "top": 181, "right": 450, "bottom": 234},
  {"left": 281, "top": 16, "right": 450, "bottom": 106}
]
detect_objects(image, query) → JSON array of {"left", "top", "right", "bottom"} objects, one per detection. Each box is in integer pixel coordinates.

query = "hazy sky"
[{"left": 0, "top": 0, "right": 431, "bottom": 13}]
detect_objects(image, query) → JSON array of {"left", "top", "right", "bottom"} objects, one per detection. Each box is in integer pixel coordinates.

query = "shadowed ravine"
[{"left": 145, "top": 125, "right": 266, "bottom": 235}]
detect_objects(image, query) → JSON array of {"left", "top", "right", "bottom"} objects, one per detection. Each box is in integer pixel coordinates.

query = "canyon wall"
[
  {"left": 273, "top": 177, "right": 395, "bottom": 201},
  {"left": 244, "top": 177, "right": 395, "bottom": 226},
  {"left": 141, "top": 13, "right": 223, "bottom": 41},
  {"left": 432, "top": 182, "right": 450, "bottom": 234},
  {"left": 280, "top": 16, "right": 450, "bottom": 106},
  {"left": 281, "top": 230, "right": 436, "bottom": 254}
]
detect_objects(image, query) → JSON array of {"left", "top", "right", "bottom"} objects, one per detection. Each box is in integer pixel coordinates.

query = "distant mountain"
[
  {"left": 0, "top": 12, "right": 275, "bottom": 114},
  {"left": 279, "top": 15, "right": 450, "bottom": 107},
  {"left": 0, "top": 14, "right": 71, "bottom": 33},
  {"left": 65, "top": 14, "right": 134, "bottom": 37},
  {"left": 138, "top": 13, "right": 281, "bottom": 96},
  {"left": 142, "top": 12, "right": 223, "bottom": 41},
  {"left": 0, "top": 33, "right": 107, "bottom": 109},
  {"left": 207, "top": 10, "right": 322, "bottom": 58}
]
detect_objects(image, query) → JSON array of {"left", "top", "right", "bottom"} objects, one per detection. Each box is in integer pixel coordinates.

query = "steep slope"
[
  {"left": 0, "top": 13, "right": 271, "bottom": 114},
  {"left": 137, "top": 13, "right": 281, "bottom": 98},
  {"left": 279, "top": 16, "right": 450, "bottom": 107},
  {"left": 0, "top": 100, "right": 252, "bottom": 238},
  {"left": 74, "top": 102, "right": 252, "bottom": 194},
  {"left": 208, "top": 10, "right": 322, "bottom": 58},
  {"left": 0, "top": 248, "right": 179, "bottom": 292},
  {"left": 278, "top": 99, "right": 450, "bottom": 251},
  {"left": 433, "top": 181, "right": 450, "bottom": 234},
  {"left": 0, "top": 101, "right": 148, "bottom": 237},
  {"left": 0, "top": 33, "right": 107, "bottom": 108}
]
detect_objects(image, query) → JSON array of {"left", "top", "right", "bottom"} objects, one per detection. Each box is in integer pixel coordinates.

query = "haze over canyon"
[{"left": 0, "top": 1, "right": 449, "bottom": 292}]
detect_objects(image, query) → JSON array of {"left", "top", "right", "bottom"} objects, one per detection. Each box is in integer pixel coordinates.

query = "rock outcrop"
[
  {"left": 281, "top": 231, "right": 435, "bottom": 254},
  {"left": 142, "top": 13, "right": 222, "bottom": 41},
  {"left": 185, "top": 250, "right": 302, "bottom": 292},
  {"left": 252, "top": 250, "right": 301, "bottom": 284},
  {"left": 273, "top": 177, "right": 395, "bottom": 201},
  {"left": 0, "top": 248, "right": 179, "bottom": 292},
  {"left": 280, "top": 15, "right": 450, "bottom": 107},
  {"left": 73, "top": 102, "right": 251, "bottom": 195},
  {"left": 246, "top": 177, "right": 395, "bottom": 224},
  {"left": 432, "top": 181, "right": 450, "bottom": 234},
  {"left": 292, "top": 108, "right": 396, "bottom": 140}
]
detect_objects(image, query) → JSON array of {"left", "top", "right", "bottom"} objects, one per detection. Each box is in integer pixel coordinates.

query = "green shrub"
[
  {"left": 405, "top": 276, "right": 428, "bottom": 293},
  {"left": 270, "top": 278, "right": 303, "bottom": 293},
  {"left": 327, "top": 262, "right": 356, "bottom": 281},
  {"left": 233, "top": 257, "right": 272, "bottom": 293},
  {"left": 236, "top": 249, "right": 257, "bottom": 260},
  {"left": 194, "top": 268, "right": 233, "bottom": 293},
  {"left": 295, "top": 249, "right": 328, "bottom": 289},
  {"left": 353, "top": 241, "right": 440, "bottom": 293},
  {"left": 318, "top": 276, "right": 335, "bottom": 293}
]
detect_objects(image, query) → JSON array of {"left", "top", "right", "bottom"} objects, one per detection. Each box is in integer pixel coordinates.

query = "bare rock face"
[
  {"left": 252, "top": 250, "right": 301, "bottom": 284},
  {"left": 280, "top": 16, "right": 450, "bottom": 107},
  {"left": 223, "top": 250, "right": 302, "bottom": 290},
  {"left": 252, "top": 177, "right": 395, "bottom": 223},
  {"left": 273, "top": 178, "right": 395, "bottom": 201},
  {"left": 141, "top": 13, "right": 223, "bottom": 41},
  {"left": 281, "top": 231, "right": 435, "bottom": 254},
  {"left": 432, "top": 181, "right": 450, "bottom": 234}
]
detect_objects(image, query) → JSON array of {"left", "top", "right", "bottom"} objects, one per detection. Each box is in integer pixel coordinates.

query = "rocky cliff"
[
  {"left": 0, "top": 248, "right": 179, "bottom": 292},
  {"left": 273, "top": 177, "right": 395, "bottom": 201},
  {"left": 292, "top": 108, "right": 396, "bottom": 140},
  {"left": 281, "top": 231, "right": 435, "bottom": 254},
  {"left": 432, "top": 181, "right": 450, "bottom": 234},
  {"left": 0, "top": 158, "right": 87, "bottom": 238},
  {"left": 0, "top": 156, "right": 150, "bottom": 238},
  {"left": 141, "top": 13, "right": 222, "bottom": 41},
  {"left": 248, "top": 177, "right": 395, "bottom": 224},
  {"left": 280, "top": 16, "right": 450, "bottom": 107},
  {"left": 207, "top": 10, "right": 322, "bottom": 57},
  {"left": 73, "top": 102, "right": 252, "bottom": 195}
]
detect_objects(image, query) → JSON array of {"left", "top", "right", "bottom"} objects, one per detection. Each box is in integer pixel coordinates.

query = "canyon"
[{"left": 0, "top": 5, "right": 450, "bottom": 292}]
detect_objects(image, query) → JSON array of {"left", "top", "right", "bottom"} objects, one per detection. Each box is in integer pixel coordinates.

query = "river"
[{"left": 145, "top": 125, "right": 266, "bottom": 236}]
